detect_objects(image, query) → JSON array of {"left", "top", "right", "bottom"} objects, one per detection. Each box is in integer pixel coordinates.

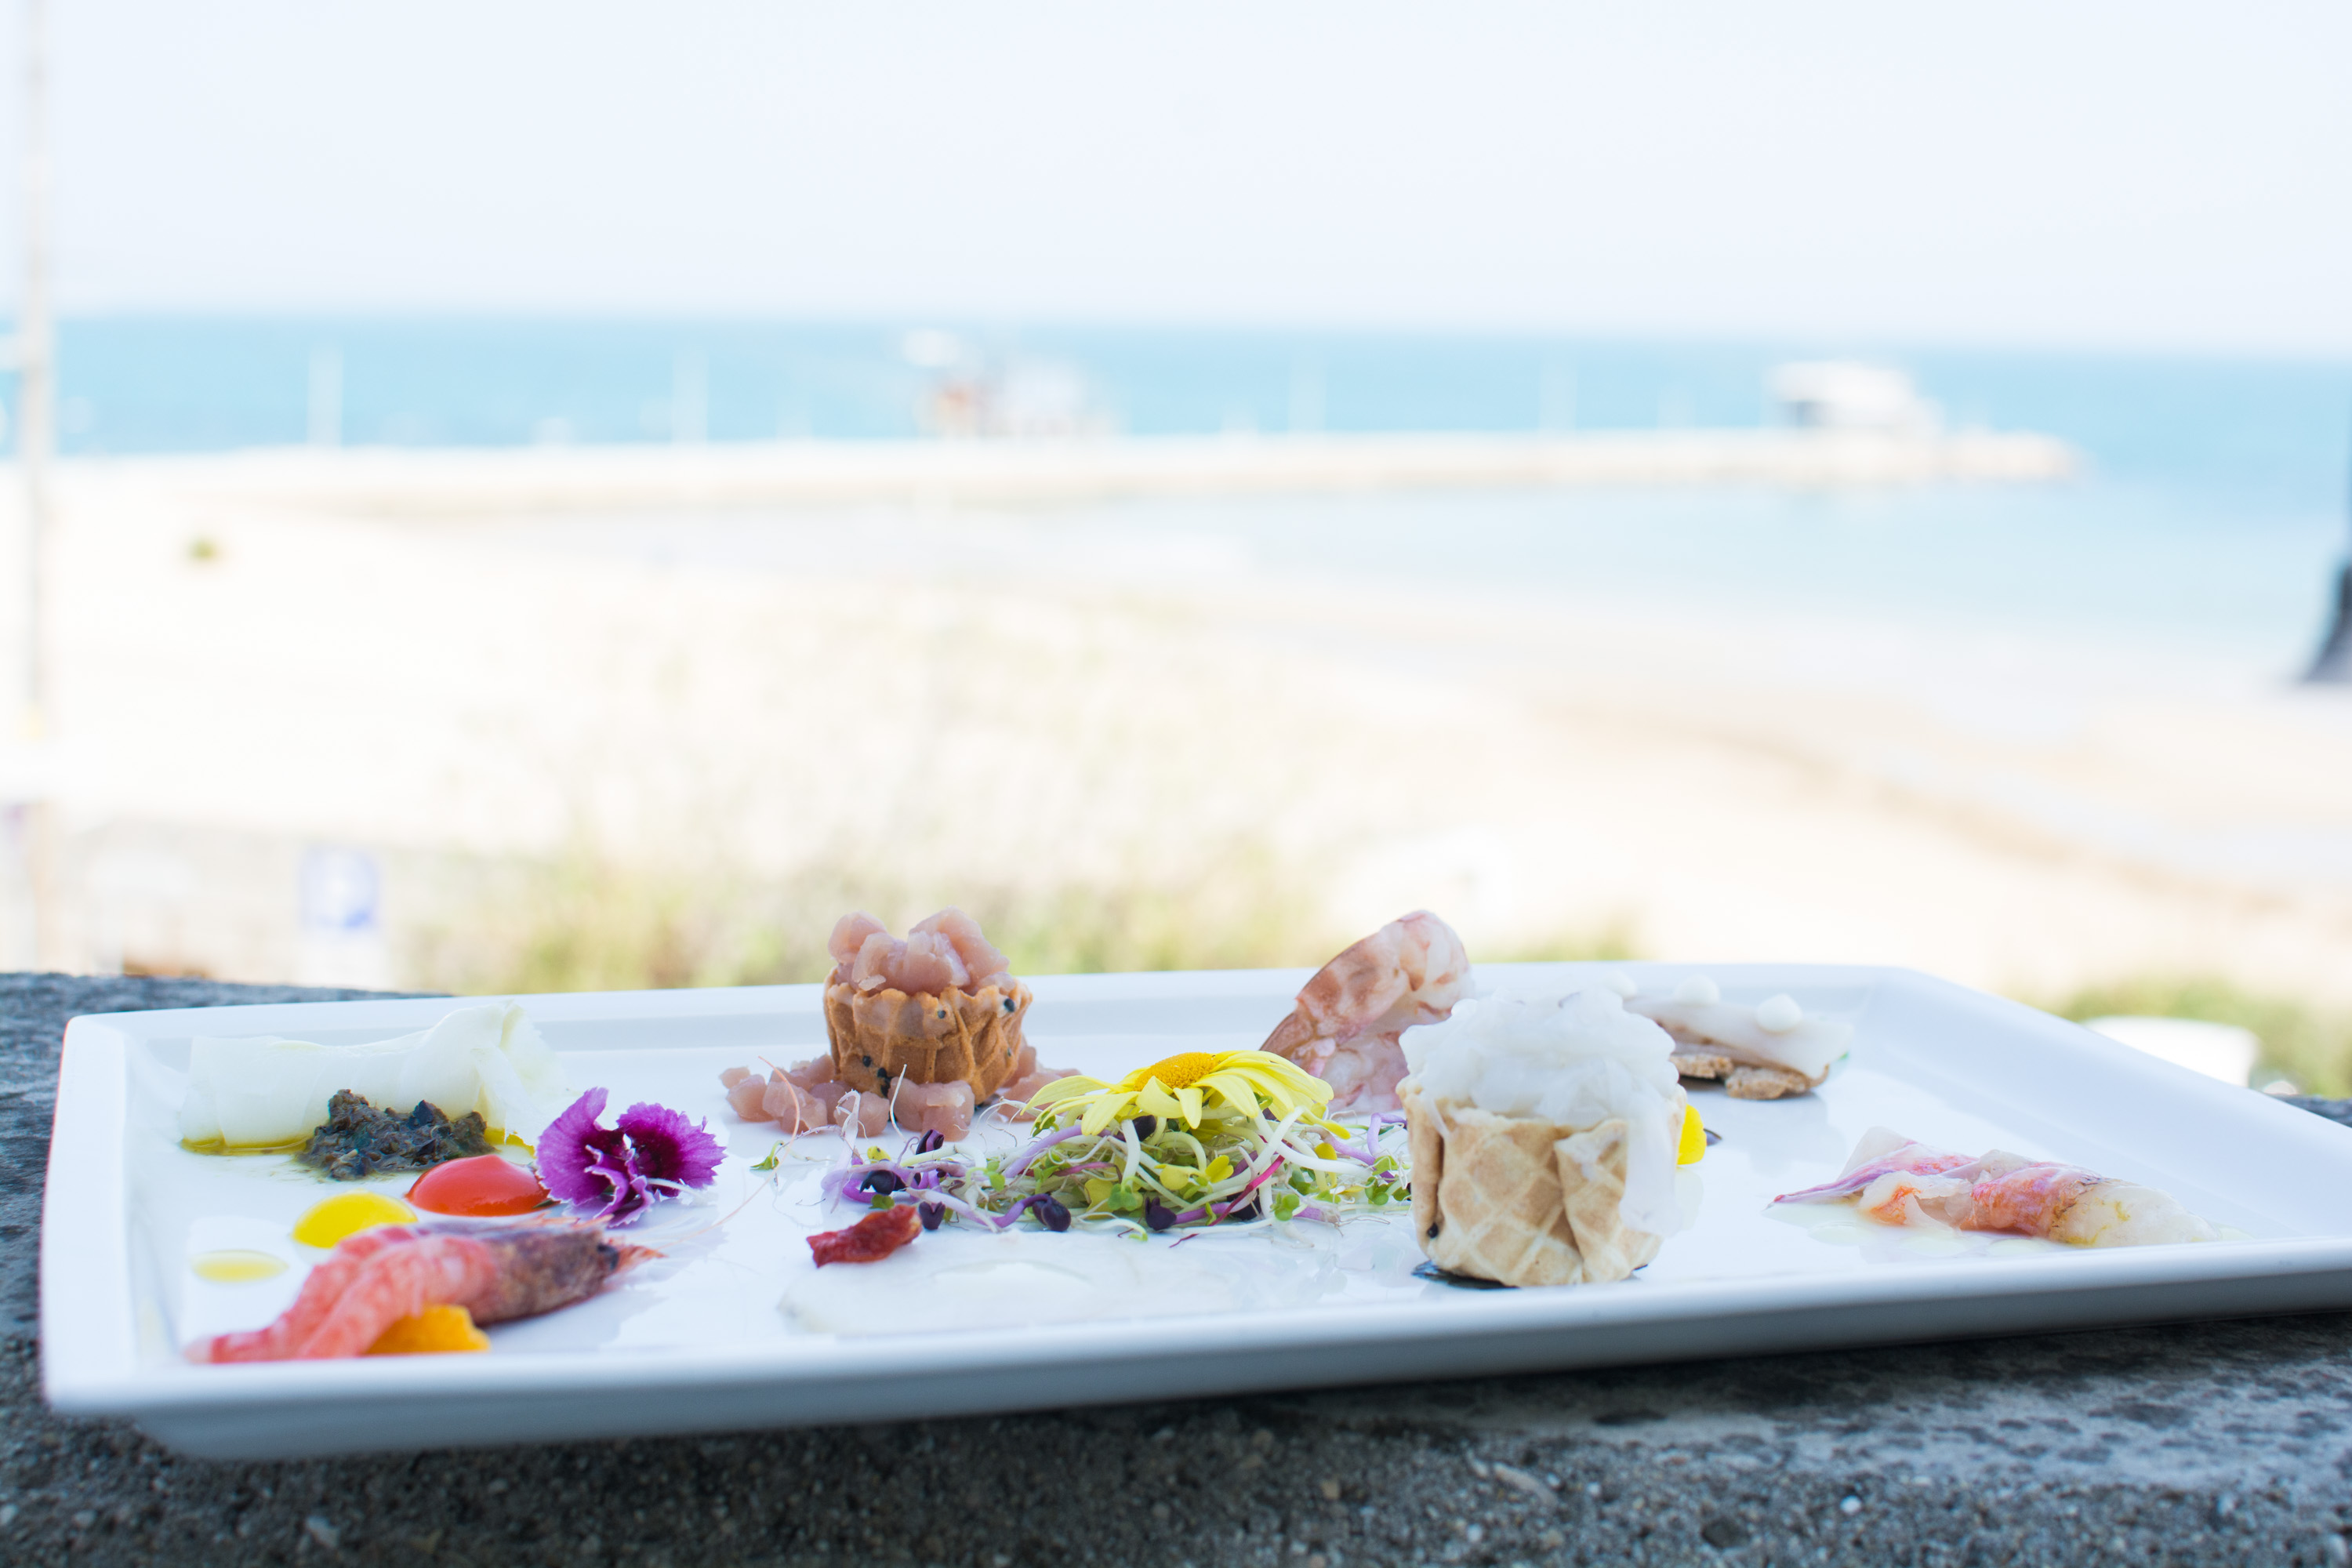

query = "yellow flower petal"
[
  {"left": 1030, "top": 1076, "right": 1103, "bottom": 1109},
  {"left": 1040, "top": 1050, "right": 1334, "bottom": 1134},
  {"left": 1137, "top": 1081, "right": 1183, "bottom": 1120},
  {"left": 1116, "top": 1051, "right": 1227, "bottom": 1094}
]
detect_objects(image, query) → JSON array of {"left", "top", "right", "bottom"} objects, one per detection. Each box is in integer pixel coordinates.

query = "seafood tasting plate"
[{"left": 42, "top": 964, "right": 2352, "bottom": 1458}]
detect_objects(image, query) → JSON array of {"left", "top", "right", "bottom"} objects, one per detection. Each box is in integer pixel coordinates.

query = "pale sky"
[{"left": 4, "top": 1, "right": 2349, "bottom": 352}]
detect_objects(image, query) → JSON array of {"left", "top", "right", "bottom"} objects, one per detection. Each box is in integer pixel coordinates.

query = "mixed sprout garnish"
[{"left": 804, "top": 1050, "right": 1410, "bottom": 1236}]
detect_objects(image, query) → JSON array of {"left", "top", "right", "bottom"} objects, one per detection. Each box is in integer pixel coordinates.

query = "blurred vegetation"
[
  {"left": 408, "top": 842, "right": 1643, "bottom": 996},
  {"left": 1481, "top": 919, "right": 1642, "bottom": 966},
  {"left": 2043, "top": 975, "right": 2352, "bottom": 1097}
]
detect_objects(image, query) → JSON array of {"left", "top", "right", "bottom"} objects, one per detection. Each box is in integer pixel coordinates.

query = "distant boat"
[{"left": 1771, "top": 361, "right": 1940, "bottom": 434}]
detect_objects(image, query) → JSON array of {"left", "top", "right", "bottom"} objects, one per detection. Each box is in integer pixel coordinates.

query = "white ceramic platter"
[{"left": 41, "top": 963, "right": 2352, "bottom": 1459}]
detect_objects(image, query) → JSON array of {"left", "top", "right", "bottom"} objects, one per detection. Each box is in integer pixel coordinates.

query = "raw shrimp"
[
  {"left": 1773, "top": 1127, "right": 1980, "bottom": 1207},
  {"left": 194, "top": 1223, "right": 655, "bottom": 1363},
  {"left": 1261, "top": 911, "right": 1470, "bottom": 1114},
  {"left": 1966, "top": 1162, "right": 2217, "bottom": 1247},
  {"left": 1774, "top": 1127, "right": 2217, "bottom": 1248}
]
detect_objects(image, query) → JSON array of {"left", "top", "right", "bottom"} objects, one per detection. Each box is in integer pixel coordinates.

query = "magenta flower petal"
[
  {"left": 537, "top": 1087, "right": 630, "bottom": 1207},
  {"left": 581, "top": 1145, "right": 652, "bottom": 1225},
  {"left": 614, "top": 1102, "right": 724, "bottom": 1190}
]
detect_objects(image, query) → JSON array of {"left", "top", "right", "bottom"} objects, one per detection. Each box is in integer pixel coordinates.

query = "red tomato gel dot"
[{"left": 406, "top": 1154, "right": 550, "bottom": 1217}]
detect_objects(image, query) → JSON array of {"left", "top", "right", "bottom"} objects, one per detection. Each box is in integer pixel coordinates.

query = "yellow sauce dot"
[
  {"left": 1676, "top": 1104, "right": 1706, "bottom": 1165},
  {"left": 365, "top": 1305, "right": 490, "bottom": 1356},
  {"left": 190, "top": 1249, "right": 289, "bottom": 1283},
  {"left": 292, "top": 1191, "right": 416, "bottom": 1250}
]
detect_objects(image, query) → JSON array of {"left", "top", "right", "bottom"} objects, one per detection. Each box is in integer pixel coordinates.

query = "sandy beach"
[{"left": 5, "top": 446, "right": 2349, "bottom": 1033}]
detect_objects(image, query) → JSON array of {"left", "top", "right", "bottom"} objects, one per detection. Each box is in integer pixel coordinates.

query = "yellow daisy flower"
[{"left": 1029, "top": 1049, "right": 1334, "bottom": 1136}]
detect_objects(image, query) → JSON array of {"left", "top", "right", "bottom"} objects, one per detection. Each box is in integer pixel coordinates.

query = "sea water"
[{"left": 12, "top": 318, "right": 2352, "bottom": 668}]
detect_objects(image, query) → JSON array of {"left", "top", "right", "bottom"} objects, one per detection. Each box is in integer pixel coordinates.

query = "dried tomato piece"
[{"left": 808, "top": 1203, "right": 923, "bottom": 1266}]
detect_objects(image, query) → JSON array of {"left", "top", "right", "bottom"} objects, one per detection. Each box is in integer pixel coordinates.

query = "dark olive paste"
[{"left": 296, "top": 1090, "right": 494, "bottom": 1181}]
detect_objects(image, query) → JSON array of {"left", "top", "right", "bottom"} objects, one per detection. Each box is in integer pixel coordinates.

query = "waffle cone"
[
  {"left": 824, "top": 978, "right": 1033, "bottom": 1102},
  {"left": 1403, "top": 1080, "right": 1661, "bottom": 1288}
]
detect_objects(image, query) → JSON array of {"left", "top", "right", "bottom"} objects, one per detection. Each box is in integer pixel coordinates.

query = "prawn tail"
[{"left": 1771, "top": 1173, "right": 1878, "bottom": 1204}]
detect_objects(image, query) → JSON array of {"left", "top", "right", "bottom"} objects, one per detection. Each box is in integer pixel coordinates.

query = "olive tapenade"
[{"left": 296, "top": 1090, "right": 494, "bottom": 1181}]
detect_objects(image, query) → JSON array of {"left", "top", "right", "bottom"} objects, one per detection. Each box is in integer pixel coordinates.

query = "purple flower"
[
  {"left": 615, "top": 1102, "right": 725, "bottom": 1190},
  {"left": 537, "top": 1088, "right": 626, "bottom": 1207},
  {"left": 537, "top": 1088, "right": 723, "bottom": 1225}
]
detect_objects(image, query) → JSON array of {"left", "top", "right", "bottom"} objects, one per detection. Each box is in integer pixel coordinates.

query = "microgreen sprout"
[{"left": 814, "top": 1061, "right": 1411, "bottom": 1240}]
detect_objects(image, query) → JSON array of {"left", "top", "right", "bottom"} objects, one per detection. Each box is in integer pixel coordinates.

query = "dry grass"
[
  {"left": 406, "top": 841, "right": 1642, "bottom": 996},
  {"left": 2043, "top": 975, "right": 2352, "bottom": 1096}
]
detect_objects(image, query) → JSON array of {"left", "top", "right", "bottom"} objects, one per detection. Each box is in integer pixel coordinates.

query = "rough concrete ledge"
[{"left": 6, "top": 975, "right": 2351, "bottom": 1568}]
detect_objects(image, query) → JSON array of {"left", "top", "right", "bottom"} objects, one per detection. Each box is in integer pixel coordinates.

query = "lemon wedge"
[{"left": 1676, "top": 1104, "right": 1707, "bottom": 1165}]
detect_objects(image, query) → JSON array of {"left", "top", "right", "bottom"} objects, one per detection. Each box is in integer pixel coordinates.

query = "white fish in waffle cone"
[{"left": 1403, "top": 1080, "right": 1661, "bottom": 1287}]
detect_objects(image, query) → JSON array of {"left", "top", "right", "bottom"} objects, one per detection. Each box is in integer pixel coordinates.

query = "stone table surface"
[{"left": 7, "top": 975, "right": 2352, "bottom": 1568}]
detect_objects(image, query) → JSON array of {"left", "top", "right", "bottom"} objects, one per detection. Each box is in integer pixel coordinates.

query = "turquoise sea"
[{"left": 16, "top": 318, "right": 2352, "bottom": 670}]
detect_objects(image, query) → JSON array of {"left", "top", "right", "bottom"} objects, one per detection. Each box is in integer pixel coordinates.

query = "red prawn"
[{"left": 194, "top": 1223, "right": 656, "bottom": 1363}]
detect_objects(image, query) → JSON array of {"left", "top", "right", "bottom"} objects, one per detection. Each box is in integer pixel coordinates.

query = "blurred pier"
[{"left": 67, "top": 427, "right": 2077, "bottom": 515}]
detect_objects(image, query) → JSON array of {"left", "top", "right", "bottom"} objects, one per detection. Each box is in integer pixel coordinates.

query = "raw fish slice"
[
  {"left": 180, "top": 1003, "right": 564, "bottom": 1149},
  {"left": 831, "top": 1089, "right": 892, "bottom": 1138},
  {"left": 1629, "top": 991, "right": 1848, "bottom": 1085},
  {"left": 827, "top": 913, "right": 889, "bottom": 971},
  {"left": 894, "top": 1080, "right": 975, "bottom": 1140},
  {"left": 760, "top": 1076, "right": 819, "bottom": 1133},
  {"left": 786, "top": 1056, "right": 837, "bottom": 1089},
  {"left": 833, "top": 909, "right": 1003, "bottom": 996},
  {"left": 851, "top": 931, "right": 906, "bottom": 993},
  {"left": 724, "top": 1073, "right": 773, "bottom": 1121},
  {"left": 892, "top": 931, "right": 971, "bottom": 994},
  {"left": 910, "top": 907, "right": 1014, "bottom": 989}
]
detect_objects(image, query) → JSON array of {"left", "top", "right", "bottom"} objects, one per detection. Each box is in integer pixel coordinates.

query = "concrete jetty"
[{"left": 62, "top": 426, "right": 2075, "bottom": 514}]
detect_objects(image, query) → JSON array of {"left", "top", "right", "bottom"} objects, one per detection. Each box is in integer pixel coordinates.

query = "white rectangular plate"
[{"left": 41, "top": 962, "right": 2352, "bottom": 1459}]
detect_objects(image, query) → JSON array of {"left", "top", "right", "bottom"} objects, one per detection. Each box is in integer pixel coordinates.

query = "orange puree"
[{"left": 365, "top": 1305, "right": 490, "bottom": 1356}]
